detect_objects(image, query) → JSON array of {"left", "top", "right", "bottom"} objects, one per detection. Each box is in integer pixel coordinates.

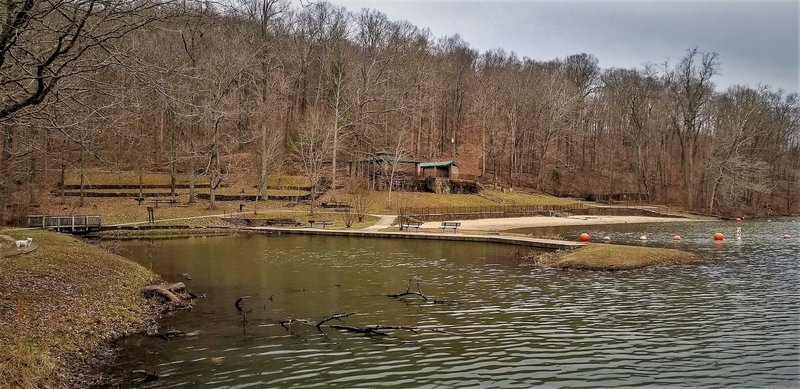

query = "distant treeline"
[{"left": 0, "top": 0, "right": 797, "bottom": 220}]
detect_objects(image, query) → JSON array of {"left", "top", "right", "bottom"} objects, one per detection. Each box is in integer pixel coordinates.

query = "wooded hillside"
[{"left": 1, "top": 0, "right": 798, "bottom": 223}]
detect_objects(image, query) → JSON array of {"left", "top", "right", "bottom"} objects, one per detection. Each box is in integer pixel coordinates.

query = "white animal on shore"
[{"left": 16, "top": 237, "right": 32, "bottom": 250}]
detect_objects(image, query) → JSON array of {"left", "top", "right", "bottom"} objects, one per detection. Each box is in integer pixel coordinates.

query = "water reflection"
[{"left": 113, "top": 220, "right": 799, "bottom": 387}]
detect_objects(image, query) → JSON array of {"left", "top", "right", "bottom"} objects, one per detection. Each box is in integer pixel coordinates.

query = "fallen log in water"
[
  {"left": 279, "top": 312, "right": 449, "bottom": 337},
  {"left": 141, "top": 282, "right": 193, "bottom": 309},
  {"left": 141, "top": 285, "right": 181, "bottom": 303},
  {"left": 131, "top": 369, "right": 159, "bottom": 383},
  {"left": 387, "top": 278, "right": 459, "bottom": 305}
]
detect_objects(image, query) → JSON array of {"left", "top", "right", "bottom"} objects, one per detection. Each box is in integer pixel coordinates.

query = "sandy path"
[{"left": 420, "top": 215, "right": 701, "bottom": 231}]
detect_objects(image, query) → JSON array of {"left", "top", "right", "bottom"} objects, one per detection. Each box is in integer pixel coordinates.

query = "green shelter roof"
[{"left": 419, "top": 161, "right": 458, "bottom": 168}]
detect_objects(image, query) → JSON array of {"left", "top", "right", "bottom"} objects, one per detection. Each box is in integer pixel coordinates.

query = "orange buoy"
[
  {"left": 579, "top": 233, "right": 590, "bottom": 242},
  {"left": 735, "top": 217, "right": 742, "bottom": 222},
  {"left": 713, "top": 232, "right": 724, "bottom": 241},
  {"left": 673, "top": 235, "right": 682, "bottom": 241}
]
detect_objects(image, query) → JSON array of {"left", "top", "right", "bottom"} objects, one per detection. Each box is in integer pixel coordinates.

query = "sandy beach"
[{"left": 420, "top": 215, "right": 702, "bottom": 231}]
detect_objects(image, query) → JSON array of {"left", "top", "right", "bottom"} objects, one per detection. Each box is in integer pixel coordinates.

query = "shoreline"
[
  {"left": 0, "top": 230, "right": 166, "bottom": 387},
  {"left": 84, "top": 214, "right": 712, "bottom": 249},
  {"left": 0, "top": 214, "right": 711, "bottom": 386},
  {"left": 420, "top": 215, "right": 706, "bottom": 231}
]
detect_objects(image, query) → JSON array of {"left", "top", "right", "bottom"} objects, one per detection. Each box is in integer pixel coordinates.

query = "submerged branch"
[
  {"left": 279, "top": 312, "right": 448, "bottom": 337},
  {"left": 387, "top": 278, "right": 458, "bottom": 304}
]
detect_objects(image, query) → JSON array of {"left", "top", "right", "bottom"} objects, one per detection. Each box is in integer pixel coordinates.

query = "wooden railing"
[
  {"left": 399, "top": 203, "right": 588, "bottom": 222},
  {"left": 27, "top": 214, "right": 102, "bottom": 233}
]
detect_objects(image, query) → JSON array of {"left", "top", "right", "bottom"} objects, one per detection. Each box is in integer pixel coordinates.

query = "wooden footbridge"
[{"left": 27, "top": 215, "right": 102, "bottom": 233}]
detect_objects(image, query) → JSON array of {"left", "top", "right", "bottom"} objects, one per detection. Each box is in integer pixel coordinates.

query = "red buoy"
[
  {"left": 579, "top": 233, "right": 590, "bottom": 242},
  {"left": 735, "top": 217, "right": 742, "bottom": 222},
  {"left": 713, "top": 232, "right": 724, "bottom": 241}
]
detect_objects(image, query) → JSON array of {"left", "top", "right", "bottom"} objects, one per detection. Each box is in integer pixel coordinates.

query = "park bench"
[
  {"left": 151, "top": 198, "right": 177, "bottom": 207},
  {"left": 308, "top": 220, "right": 333, "bottom": 229},
  {"left": 439, "top": 221, "right": 461, "bottom": 233},
  {"left": 401, "top": 221, "right": 422, "bottom": 232},
  {"left": 321, "top": 201, "right": 351, "bottom": 211},
  {"left": 262, "top": 217, "right": 300, "bottom": 227}
]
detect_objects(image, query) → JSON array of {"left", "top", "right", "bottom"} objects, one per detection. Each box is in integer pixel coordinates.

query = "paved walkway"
[{"left": 361, "top": 214, "right": 398, "bottom": 231}]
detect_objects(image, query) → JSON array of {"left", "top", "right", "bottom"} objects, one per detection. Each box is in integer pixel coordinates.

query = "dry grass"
[
  {"left": 318, "top": 189, "right": 578, "bottom": 214},
  {"left": 63, "top": 170, "right": 190, "bottom": 186},
  {"left": 525, "top": 244, "right": 699, "bottom": 270},
  {"left": 0, "top": 231, "right": 158, "bottom": 388},
  {"left": 479, "top": 189, "right": 579, "bottom": 206},
  {"left": 64, "top": 170, "right": 308, "bottom": 189},
  {"left": 32, "top": 171, "right": 579, "bottom": 230},
  {"left": 241, "top": 211, "right": 381, "bottom": 230},
  {"left": 36, "top": 196, "right": 281, "bottom": 225}
]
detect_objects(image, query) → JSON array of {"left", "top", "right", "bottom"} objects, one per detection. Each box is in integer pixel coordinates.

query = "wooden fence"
[{"left": 399, "top": 203, "right": 588, "bottom": 222}]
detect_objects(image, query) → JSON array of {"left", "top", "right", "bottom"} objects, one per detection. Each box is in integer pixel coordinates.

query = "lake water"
[{"left": 112, "top": 219, "right": 799, "bottom": 387}]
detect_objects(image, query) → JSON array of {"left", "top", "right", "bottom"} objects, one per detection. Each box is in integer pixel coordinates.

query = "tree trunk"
[
  {"left": 79, "top": 152, "right": 85, "bottom": 208},
  {"left": 138, "top": 169, "right": 144, "bottom": 198},
  {"left": 0, "top": 125, "right": 11, "bottom": 225}
]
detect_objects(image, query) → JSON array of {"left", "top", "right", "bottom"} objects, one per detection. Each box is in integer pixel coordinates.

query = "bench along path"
[{"left": 244, "top": 226, "right": 585, "bottom": 250}]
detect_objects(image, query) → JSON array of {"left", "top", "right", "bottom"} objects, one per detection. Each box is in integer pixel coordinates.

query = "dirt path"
[{"left": 0, "top": 243, "right": 39, "bottom": 258}]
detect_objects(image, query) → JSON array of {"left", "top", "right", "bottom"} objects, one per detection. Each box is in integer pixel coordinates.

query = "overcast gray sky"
[{"left": 320, "top": 0, "right": 799, "bottom": 93}]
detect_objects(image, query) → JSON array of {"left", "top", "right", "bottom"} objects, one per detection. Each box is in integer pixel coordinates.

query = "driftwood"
[
  {"left": 279, "top": 312, "right": 449, "bottom": 337},
  {"left": 148, "top": 329, "right": 195, "bottom": 340},
  {"left": 316, "top": 312, "right": 355, "bottom": 330},
  {"left": 328, "top": 324, "right": 390, "bottom": 336},
  {"left": 235, "top": 296, "right": 251, "bottom": 312},
  {"left": 328, "top": 324, "right": 425, "bottom": 336},
  {"left": 142, "top": 282, "right": 185, "bottom": 303},
  {"left": 132, "top": 370, "right": 159, "bottom": 382},
  {"left": 388, "top": 278, "right": 458, "bottom": 305},
  {"left": 279, "top": 312, "right": 354, "bottom": 330},
  {"left": 141, "top": 282, "right": 193, "bottom": 309}
]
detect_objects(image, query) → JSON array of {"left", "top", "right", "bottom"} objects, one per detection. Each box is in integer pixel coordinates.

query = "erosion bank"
[
  {"left": 0, "top": 231, "right": 159, "bottom": 387},
  {"left": 524, "top": 243, "right": 700, "bottom": 270}
]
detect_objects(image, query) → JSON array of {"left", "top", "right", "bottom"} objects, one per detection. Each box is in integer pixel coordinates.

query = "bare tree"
[
  {"left": 293, "top": 113, "right": 332, "bottom": 215},
  {"left": 0, "top": 0, "right": 169, "bottom": 121},
  {"left": 664, "top": 48, "right": 720, "bottom": 209}
]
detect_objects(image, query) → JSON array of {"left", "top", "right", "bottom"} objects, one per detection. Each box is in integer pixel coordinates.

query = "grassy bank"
[
  {"left": 525, "top": 243, "right": 699, "bottom": 270},
  {"left": 0, "top": 230, "right": 158, "bottom": 387}
]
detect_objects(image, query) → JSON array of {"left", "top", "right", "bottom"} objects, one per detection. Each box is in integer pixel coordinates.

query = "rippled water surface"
[{"left": 114, "top": 219, "right": 799, "bottom": 387}]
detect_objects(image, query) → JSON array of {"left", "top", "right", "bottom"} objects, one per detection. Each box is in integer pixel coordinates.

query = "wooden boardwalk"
[
  {"left": 245, "top": 227, "right": 585, "bottom": 250},
  {"left": 27, "top": 215, "right": 102, "bottom": 233}
]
